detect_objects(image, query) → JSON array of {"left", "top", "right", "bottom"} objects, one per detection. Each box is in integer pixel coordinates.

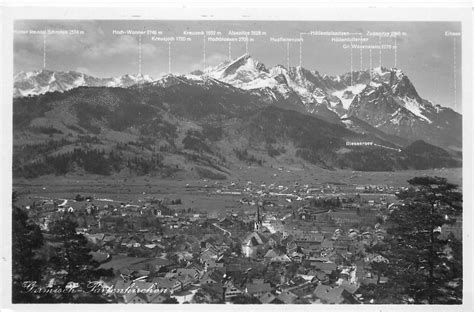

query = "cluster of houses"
[
  {"left": 101, "top": 230, "right": 390, "bottom": 304},
  {"left": 22, "top": 182, "right": 403, "bottom": 304},
  {"left": 116, "top": 215, "right": 388, "bottom": 303}
]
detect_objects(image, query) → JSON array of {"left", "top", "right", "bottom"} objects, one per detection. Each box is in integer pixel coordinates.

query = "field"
[{"left": 13, "top": 166, "right": 462, "bottom": 215}]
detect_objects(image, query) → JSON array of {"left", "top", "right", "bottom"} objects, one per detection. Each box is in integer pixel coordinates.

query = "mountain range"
[
  {"left": 13, "top": 54, "right": 462, "bottom": 179},
  {"left": 14, "top": 70, "right": 153, "bottom": 97}
]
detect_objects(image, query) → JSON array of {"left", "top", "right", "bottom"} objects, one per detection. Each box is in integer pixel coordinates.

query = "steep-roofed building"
[
  {"left": 152, "top": 277, "right": 182, "bottom": 294},
  {"left": 241, "top": 232, "right": 267, "bottom": 258},
  {"left": 224, "top": 281, "right": 244, "bottom": 301},
  {"left": 258, "top": 292, "right": 277, "bottom": 304},
  {"left": 313, "top": 285, "right": 357, "bottom": 304},
  {"left": 277, "top": 290, "right": 298, "bottom": 304},
  {"left": 245, "top": 281, "right": 273, "bottom": 297}
]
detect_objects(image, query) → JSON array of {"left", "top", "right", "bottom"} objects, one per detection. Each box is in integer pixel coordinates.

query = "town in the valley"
[{"left": 15, "top": 173, "right": 462, "bottom": 304}]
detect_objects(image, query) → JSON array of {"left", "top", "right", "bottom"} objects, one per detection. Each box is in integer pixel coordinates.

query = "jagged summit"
[
  {"left": 204, "top": 54, "right": 278, "bottom": 90},
  {"left": 12, "top": 51, "right": 462, "bottom": 177},
  {"left": 13, "top": 69, "right": 155, "bottom": 97},
  {"left": 13, "top": 56, "right": 461, "bottom": 149}
]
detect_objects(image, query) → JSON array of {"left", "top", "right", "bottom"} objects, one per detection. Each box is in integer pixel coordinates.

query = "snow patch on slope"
[
  {"left": 332, "top": 84, "right": 366, "bottom": 109},
  {"left": 400, "top": 96, "right": 432, "bottom": 123},
  {"left": 206, "top": 54, "right": 277, "bottom": 90}
]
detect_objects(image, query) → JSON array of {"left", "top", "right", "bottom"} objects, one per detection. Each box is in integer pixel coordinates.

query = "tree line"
[{"left": 14, "top": 148, "right": 165, "bottom": 178}]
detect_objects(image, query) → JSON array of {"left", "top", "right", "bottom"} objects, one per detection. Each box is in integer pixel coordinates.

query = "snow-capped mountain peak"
[
  {"left": 221, "top": 54, "right": 266, "bottom": 77},
  {"left": 13, "top": 59, "right": 461, "bottom": 151},
  {"left": 343, "top": 65, "right": 460, "bottom": 148},
  {"left": 14, "top": 69, "right": 89, "bottom": 97},
  {"left": 205, "top": 54, "right": 272, "bottom": 89},
  {"left": 13, "top": 69, "right": 156, "bottom": 97},
  {"left": 108, "top": 73, "right": 154, "bottom": 87}
]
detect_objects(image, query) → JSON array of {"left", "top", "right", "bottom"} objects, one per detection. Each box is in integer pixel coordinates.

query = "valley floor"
[
  {"left": 13, "top": 167, "right": 462, "bottom": 215},
  {"left": 11, "top": 166, "right": 463, "bottom": 304}
]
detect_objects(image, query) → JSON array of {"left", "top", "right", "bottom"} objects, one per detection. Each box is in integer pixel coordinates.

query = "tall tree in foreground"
[
  {"left": 12, "top": 194, "right": 45, "bottom": 303},
  {"left": 47, "top": 218, "right": 114, "bottom": 303},
  {"left": 376, "top": 176, "right": 462, "bottom": 304}
]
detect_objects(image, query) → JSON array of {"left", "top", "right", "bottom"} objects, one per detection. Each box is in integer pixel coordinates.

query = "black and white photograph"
[{"left": 2, "top": 3, "right": 472, "bottom": 309}]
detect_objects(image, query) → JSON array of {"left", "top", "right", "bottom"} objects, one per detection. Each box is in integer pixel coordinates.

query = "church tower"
[{"left": 254, "top": 204, "right": 262, "bottom": 232}]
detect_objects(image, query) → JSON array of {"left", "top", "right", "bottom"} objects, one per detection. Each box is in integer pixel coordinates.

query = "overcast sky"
[{"left": 14, "top": 20, "right": 462, "bottom": 112}]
